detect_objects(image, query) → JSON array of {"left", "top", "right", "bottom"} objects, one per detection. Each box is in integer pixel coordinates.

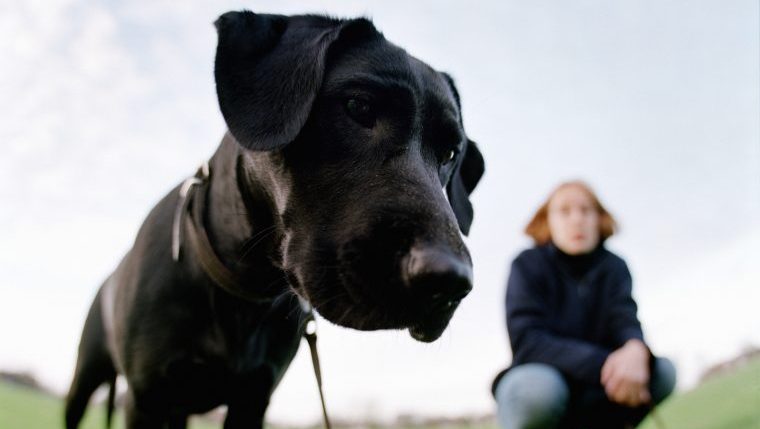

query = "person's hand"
[{"left": 600, "top": 339, "right": 651, "bottom": 407}]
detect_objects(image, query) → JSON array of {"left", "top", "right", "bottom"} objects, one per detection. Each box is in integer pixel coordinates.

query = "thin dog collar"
[{"left": 171, "top": 160, "right": 277, "bottom": 302}]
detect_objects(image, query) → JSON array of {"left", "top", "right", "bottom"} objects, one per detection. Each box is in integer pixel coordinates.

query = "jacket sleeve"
[
  {"left": 604, "top": 260, "right": 645, "bottom": 348},
  {"left": 506, "top": 257, "right": 610, "bottom": 385}
]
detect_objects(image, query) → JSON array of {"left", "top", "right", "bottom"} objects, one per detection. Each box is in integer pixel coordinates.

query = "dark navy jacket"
[{"left": 496, "top": 243, "right": 645, "bottom": 389}]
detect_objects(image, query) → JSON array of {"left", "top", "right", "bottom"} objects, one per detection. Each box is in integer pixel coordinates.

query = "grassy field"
[
  {"left": 1, "top": 359, "right": 759, "bottom": 429},
  {"left": 0, "top": 383, "right": 217, "bottom": 429},
  {"left": 638, "top": 357, "right": 760, "bottom": 429}
]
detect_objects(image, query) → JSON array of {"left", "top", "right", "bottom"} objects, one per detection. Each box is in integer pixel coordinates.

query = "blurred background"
[{"left": 1, "top": 0, "right": 758, "bottom": 427}]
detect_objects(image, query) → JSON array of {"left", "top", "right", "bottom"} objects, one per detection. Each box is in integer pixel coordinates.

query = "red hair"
[{"left": 525, "top": 181, "right": 618, "bottom": 245}]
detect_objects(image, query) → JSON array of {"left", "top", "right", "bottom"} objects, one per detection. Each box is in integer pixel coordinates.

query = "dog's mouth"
[
  {"left": 408, "top": 306, "right": 459, "bottom": 343},
  {"left": 408, "top": 325, "right": 446, "bottom": 343}
]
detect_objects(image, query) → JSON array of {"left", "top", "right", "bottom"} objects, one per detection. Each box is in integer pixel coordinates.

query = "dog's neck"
[{"left": 204, "top": 133, "right": 283, "bottom": 283}]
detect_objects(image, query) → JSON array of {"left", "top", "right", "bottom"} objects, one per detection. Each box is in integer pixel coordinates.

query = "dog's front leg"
[
  {"left": 223, "top": 366, "right": 275, "bottom": 429},
  {"left": 224, "top": 405, "right": 266, "bottom": 429},
  {"left": 167, "top": 414, "right": 188, "bottom": 429},
  {"left": 124, "top": 390, "right": 166, "bottom": 429}
]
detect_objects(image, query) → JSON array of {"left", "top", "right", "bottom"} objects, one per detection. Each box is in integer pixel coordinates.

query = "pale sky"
[{"left": 1, "top": 0, "right": 759, "bottom": 426}]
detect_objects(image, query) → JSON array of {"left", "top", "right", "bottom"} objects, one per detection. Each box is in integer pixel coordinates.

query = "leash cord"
[{"left": 304, "top": 318, "right": 331, "bottom": 429}]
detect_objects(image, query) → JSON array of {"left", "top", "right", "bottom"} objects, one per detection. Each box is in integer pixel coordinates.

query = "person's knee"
[
  {"left": 495, "top": 364, "right": 569, "bottom": 429},
  {"left": 650, "top": 357, "right": 677, "bottom": 404}
]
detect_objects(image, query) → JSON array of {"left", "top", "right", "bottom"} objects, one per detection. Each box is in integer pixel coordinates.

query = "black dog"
[{"left": 66, "top": 11, "right": 484, "bottom": 429}]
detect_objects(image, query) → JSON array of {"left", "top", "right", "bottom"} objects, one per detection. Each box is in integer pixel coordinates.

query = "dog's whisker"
[
  {"left": 238, "top": 232, "right": 278, "bottom": 263},
  {"left": 263, "top": 274, "right": 289, "bottom": 291},
  {"left": 241, "top": 224, "right": 277, "bottom": 247},
  {"left": 312, "top": 291, "right": 346, "bottom": 309},
  {"left": 238, "top": 225, "right": 278, "bottom": 261}
]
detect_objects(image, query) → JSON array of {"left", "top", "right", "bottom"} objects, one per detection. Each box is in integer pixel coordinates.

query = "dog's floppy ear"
[
  {"left": 214, "top": 11, "right": 377, "bottom": 151},
  {"left": 446, "top": 139, "right": 484, "bottom": 235},
  {"left": 440, "top": 73, "right": 485, "bottom": 235}
]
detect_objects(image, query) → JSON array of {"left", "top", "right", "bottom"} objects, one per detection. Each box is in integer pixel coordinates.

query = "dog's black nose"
[{"left": 403, "top": 246, "right": 473, "bottom": 309}]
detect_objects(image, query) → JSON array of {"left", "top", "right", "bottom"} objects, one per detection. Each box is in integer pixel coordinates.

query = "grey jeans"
[{"left": 494, "top": 358, "right": 676, "bottom": 429}]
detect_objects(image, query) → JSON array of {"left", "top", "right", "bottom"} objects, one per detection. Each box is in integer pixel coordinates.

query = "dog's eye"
[
  {"left": 442, "top": 149, "right": 458, "bottom": 165},
  {"left": 345, "top": 98, "right": 376, "bottom": 128}
]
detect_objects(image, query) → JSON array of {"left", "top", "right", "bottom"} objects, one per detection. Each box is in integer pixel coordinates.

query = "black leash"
[{"left": 303, "top": 314, "right": 332, "bottom": 429}]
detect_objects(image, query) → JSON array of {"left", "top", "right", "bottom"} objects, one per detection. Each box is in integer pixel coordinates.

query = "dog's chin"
[
  {"left": 313, "top": 301, "right": 404, "bottom": 332},
  {"left": 310, "top": 293, "right": 416, "bottom": 334},
  {"left": 407, "top": 314, "right": 453, "bottom": 343},
  {"left": 408, "top": 325, "right": 444, "bottom": 343}
]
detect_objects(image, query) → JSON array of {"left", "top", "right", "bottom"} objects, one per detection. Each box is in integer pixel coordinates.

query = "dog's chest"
[
  {"left": 183, "top": 295, "right": 306, "bottom": 396},
  {"left": 159, "top": 318, "right": 301, "bottom": 412}
]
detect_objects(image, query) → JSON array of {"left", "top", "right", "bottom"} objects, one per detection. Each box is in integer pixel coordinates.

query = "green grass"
[
  {"left": 638, "top": 358, "right": 760, "bottom": 429},
  {"left": 1, "top": 360, "right": 759, "bottom": 429},
  {"left": 0, "top": 382, "right": 65, "bottom": 429},
  {"left": 0, "top": 382, "right": 217, "bottom": 429}
]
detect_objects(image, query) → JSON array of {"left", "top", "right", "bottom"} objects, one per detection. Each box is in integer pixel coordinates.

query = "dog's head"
[{"left": 214, "top": 11, "right": 484, "bottom": 342}]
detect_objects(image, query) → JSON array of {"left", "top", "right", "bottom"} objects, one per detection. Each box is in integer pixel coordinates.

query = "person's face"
[{"left": 547, "top": 185, "right": 601, "bottom": 255}]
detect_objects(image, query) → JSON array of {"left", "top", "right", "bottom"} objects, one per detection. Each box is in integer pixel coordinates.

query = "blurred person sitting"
[{"left": 492, "top": 181, "right": 676, "bottom": 429}]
